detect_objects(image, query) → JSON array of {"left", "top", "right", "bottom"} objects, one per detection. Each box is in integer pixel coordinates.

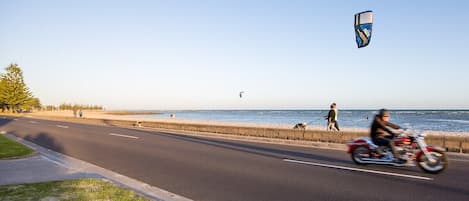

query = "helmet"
[{"left": 378, "top": 109, "right": 390, "bottom": 117}]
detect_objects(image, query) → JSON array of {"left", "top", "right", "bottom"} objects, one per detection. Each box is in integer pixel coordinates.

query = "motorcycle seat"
[{"left": 356, "top": 137, "right": 379, "bottom": 149}]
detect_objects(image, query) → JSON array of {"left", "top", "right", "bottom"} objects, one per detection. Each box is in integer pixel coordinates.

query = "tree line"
[
  {"left": 0, "top": 63, "right": 103, "bottom": 113},
  {"left": 44, "top": 103, "right": 103, "bottom": 111}
]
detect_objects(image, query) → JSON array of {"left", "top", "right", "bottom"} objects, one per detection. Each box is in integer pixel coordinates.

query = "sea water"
[{"left": 130, "top": 110, "right": 469, "bottom": 133}]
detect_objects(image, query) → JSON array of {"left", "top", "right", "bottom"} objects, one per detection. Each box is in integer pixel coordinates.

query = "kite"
[{"left": 354, "top": 11, "right": 373, "bottom": 48}]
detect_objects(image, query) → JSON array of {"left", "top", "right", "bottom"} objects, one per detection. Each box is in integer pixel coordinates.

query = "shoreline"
[
  {"left": 20, "top": 110, "right": 469, "bottom": 136},
  {"left": 104, "top": 111, "right": 162, "bottom": 115}
]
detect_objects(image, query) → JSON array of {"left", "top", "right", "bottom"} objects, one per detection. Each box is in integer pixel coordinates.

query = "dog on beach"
[
  {"left": 133, "top": 121, "right": 142, "bottom": 127},
  {"left": 293, "top": 122, "right": 307, "bottom": 130}
]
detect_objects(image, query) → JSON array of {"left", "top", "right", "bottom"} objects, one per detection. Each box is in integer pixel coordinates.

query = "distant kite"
[
  {"left": 239, "top": 91, "right": 245, "bottom": 98},
  {"left": 354, "top": 10, "right": 373, "bottom": 48}
]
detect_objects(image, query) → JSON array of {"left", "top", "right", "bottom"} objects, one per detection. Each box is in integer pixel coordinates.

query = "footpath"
[{"left": 0, "top": 133, "right": 191, "bottom": 201}]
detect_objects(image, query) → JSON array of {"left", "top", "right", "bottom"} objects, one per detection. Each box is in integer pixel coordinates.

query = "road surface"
[{"left": 1, "top": 116, "right": 468, "bottom": 201}]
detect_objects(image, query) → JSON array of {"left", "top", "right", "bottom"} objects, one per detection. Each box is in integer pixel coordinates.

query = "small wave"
[
  {"left": 429, "top": 119, "right": 469, "bottom": 124},
  {"left": 394, "top": 111, "right": 418, "bottom": 114},
  {"left": 444, "top": 111, "right": 469, "bottom": 115}
]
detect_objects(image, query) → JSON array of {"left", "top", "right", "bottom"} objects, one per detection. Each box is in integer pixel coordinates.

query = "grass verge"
[
  {"left": 0, "top": 178, "right": 150, "bottom": 201},
  {"left": 0, "top": 134, "right": 34, "bottom": 159}
]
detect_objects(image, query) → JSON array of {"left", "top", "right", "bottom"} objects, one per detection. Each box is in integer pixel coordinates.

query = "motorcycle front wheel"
[{"left": 417, "top": 151, "right": 448, "bottom": 174}]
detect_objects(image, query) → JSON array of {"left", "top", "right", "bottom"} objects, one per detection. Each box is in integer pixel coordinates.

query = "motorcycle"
[{"left": 347, "top": 129, "right": 448, "bottom": 174}]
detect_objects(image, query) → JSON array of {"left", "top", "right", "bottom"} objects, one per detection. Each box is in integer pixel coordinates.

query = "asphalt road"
[{"left": 1, "top": 116, "right": 469, "bottom": 201}]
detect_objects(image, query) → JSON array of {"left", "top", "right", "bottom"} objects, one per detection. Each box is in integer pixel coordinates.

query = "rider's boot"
[{"left": 392, "top": 153, "right": 407, "bottom": 164}]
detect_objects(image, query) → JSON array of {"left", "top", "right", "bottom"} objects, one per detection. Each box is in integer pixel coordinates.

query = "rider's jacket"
[{"left": 370, "top": 115, "right": 401, "bottom": 139}]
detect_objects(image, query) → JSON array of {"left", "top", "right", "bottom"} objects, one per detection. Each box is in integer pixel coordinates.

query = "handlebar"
[{"left": 395, "top": 128, "right": 426, "bottom": 138}]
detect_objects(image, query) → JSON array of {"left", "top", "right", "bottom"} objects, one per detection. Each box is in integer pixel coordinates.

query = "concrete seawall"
[{"left": 29, "top": 116, "right": 469, "bottom": 154}]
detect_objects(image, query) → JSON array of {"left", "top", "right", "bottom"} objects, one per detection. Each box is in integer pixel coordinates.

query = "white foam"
[{"left": 430, "top": 119, "right": 469, "bottom": 124}]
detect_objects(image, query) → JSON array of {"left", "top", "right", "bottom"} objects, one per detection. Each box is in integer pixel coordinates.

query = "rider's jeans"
[{"left": 372, "top": 137, "right": 398, "bottom": 158}]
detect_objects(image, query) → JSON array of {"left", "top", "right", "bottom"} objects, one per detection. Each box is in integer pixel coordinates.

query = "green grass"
[
  {"left": 0, "top": 134, "right": 34, "bottom": 159},
  {"left": 0, "top": 178, "right": 150, "bottom": 201}
]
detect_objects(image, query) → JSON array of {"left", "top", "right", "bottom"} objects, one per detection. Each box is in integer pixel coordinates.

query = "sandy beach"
[
  {"left": 25, "top": 110, "right": 469, "bottom": 137},
  {"left": 27, "top": 110, "right": 332, "bottom": 130}
]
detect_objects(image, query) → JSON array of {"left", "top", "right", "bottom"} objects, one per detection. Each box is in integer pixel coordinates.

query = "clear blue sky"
[{"left": 1, "top": 0, "right": 468, "bottom": 110}]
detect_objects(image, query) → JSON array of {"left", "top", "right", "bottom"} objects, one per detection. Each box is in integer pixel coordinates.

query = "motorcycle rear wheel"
[{"left": 351, "top": 146, "right": 370, "bottom": 165}]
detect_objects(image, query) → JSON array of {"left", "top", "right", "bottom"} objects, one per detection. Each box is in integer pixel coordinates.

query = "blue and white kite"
[{"left": 354, "top": 11, "right": 373, "bottom": 48}]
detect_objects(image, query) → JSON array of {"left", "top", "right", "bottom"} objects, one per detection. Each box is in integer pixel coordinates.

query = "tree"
[
  {"left": 0, "top": 64, "right": 33, "bottom": 112},
  {"left": 23, "top": 97, "right": 41, "bottom": 111},
  {"left": 0, "top": 78, "right": 6, "bottom": 112}
]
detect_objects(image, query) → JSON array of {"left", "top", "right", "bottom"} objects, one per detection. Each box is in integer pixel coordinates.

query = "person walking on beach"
[
  {"left": 326, "top": 104, "right": 335, "bottom": 131},
  {"left": 73, "top": 108, "right": 77, "bottom": 118},
  {"left": 327, "top": 103, "right": 340, "bottom": 131},
  {"left": 332, "top": 103, "right": 340, "bottom": 131},
  {"left": 79, "top": 110, "right": 83, "bottom": 118}
]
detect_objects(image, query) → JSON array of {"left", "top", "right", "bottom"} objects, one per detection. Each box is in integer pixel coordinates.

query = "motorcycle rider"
[{"left": 370, "top": 109, "right": 404, "bottom": 163}]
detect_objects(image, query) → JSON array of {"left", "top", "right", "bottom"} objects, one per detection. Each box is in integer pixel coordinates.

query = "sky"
[{"left": 1, "top": 0, "right": 468, "bottom": 110}]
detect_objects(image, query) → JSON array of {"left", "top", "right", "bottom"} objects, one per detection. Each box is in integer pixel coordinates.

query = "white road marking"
[
  {"left": 29, "top": 121, "right": 37, "bottom": 124},
  {"left": 283, "top": 158, "right": 433, "bottom": 181},
  {"left": 13, "top": 119, "right": 18, "bottom": 121},
  {"left": 56, "top": 125, "right": 69, "bottom": 128},
  {"left": 109, "top": 133, "right": 139, "bottom": 139}
]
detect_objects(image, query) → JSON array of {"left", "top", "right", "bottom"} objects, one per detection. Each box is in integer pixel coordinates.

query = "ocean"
[{"left": 129, "top": 110, "right": 469, "bottom": 133}]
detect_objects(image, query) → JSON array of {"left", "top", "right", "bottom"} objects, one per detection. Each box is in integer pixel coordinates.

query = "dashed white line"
[
  {"left": 56, "top": 125, "right": 69, "bottom": 128},
  {"left": 29, "top": 121, "right": 38, "bottom": 124},
  {"left": 13, "top": 119, "right": 18, "bottom": 121},
  {"left": 283, "top": 158, "right": 433, "bottom": 181},
  {"left": 109, "top": 133, "right": 139, "bottom": 139}
]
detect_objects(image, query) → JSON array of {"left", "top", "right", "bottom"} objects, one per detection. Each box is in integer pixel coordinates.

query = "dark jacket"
[
  {"left": 370, "top": 115, "right": 401, "bottom": 139},
  {"left": 327, "top": 109, "right": 336, "bottom": 122}
]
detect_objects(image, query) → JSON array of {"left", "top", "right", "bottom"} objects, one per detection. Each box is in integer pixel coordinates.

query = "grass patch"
[
  {"left": 0, "top": 135, "right": 34, "bottom": 159},
  {"left": 0, "top": 178, "right": 150, "bottom": 201}
]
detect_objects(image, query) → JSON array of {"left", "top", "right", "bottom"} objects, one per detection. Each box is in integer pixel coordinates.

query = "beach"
[{"left": 25, "top": 110, "right": 469, "bottom": 137}]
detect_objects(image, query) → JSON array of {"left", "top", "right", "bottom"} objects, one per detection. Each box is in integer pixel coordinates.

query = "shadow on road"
[
  {"left": 0, "top": 116, "right": 14, "bottom": 128},
  {"left": 23, "top": 132, "right": 65, "bottom": 153},
  {"left": 5, "top": 130, "right": 66, "bottom": 154}
]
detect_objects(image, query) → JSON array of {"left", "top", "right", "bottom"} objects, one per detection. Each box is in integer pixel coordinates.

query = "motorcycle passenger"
[{"left": 370, "top": 109, "right": 403, "bottom": 162}]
